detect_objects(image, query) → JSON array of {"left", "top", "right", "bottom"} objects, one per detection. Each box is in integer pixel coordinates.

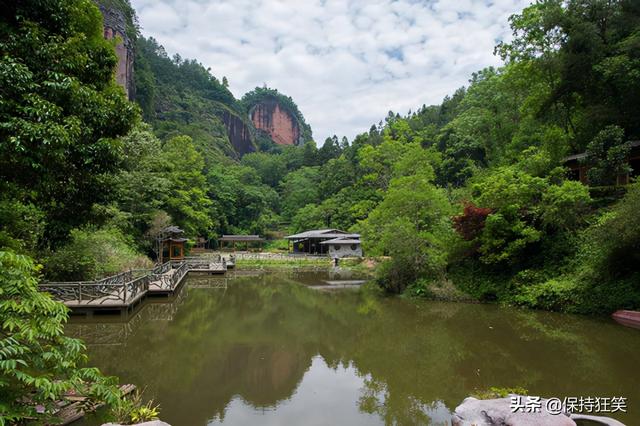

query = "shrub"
[
  {"left": 44, "top": 227, "right": 152, "bottom": 281},
  {"left": 513, "top": 277, "right": 580, "bottom": 311},
  {"left": 112, "top": 390, "right": 161, "bottom": 425},
  {"left": 469, "top": 166, "right": 591, "bottom": 265},
  {"left": 263, "top": 239, "right": 289, "bottom": 252},
  {"left": 579, "top": 183, "right": 640, "bottom": 280},
  {"left": 472, "top": 387, "right": 529, "bottom": 400}
]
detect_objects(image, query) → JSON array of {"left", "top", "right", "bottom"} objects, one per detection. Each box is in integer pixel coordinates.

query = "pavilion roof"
[
  {"left": 161, "top": 225, "right": 184, "bottom": 235},
  {"left": 165, "top": 238, "right": 188, "bottom": 243},
  {"left": 320, "top": 238, "right": 361, "bottom": 245},
  {"left": 219, "top": 235, "right": 264, "bottom": 242},
  {"left": 285, "top": 229, "right": 360, "bottom": 240}
]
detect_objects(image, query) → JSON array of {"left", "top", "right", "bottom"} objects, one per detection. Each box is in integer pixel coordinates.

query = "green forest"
[{"left": 1, "top": 0, "right": 640, "bottom": 422}]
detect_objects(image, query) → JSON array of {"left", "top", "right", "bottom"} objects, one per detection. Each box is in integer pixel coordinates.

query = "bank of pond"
[{"left": 68, "top": 268, "right": 640, "bottom": 426}]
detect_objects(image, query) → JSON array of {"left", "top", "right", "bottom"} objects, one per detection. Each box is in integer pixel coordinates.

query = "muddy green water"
[{"left": 67, "top": 269, "right": 640, "bottom": 425}]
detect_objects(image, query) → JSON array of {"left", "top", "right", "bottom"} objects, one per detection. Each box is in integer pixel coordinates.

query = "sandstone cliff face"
[
  {"left": 222, "top": 110, "right": 256, "bottom": 155},
  {"left": 250, "top": 100, "right": 301, "bottom": 146},
  {"left": 99, "top": 5, "right": 134, "bottom": 99}
]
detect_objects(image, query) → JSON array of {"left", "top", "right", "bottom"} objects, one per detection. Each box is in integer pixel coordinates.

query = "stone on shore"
[{"left": 452, "top": 396, "right": 576, "bottom": 426}]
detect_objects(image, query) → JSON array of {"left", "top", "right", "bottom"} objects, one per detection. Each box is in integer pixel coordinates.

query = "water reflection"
[
  {"left": 208, "top": 356, "right": 384, "bottom": 426},
  {"left": 67, "top": 269, "right": 640, "bottom": 425}
]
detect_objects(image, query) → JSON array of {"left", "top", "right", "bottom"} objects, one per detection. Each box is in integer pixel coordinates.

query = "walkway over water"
[{"left": 39, "top": 256, "right": 229, "bottom": 311}]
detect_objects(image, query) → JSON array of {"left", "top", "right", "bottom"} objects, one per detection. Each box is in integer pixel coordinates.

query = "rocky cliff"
[
  {"left": 98, "top": 4, "right": 134, "bottom": 99},
  {"left": 242, "top": 87, "right": 312, "bottom": 147},
  {"left": 250, "top": 100, "right": 301, "bottom": 146},
  {"left": 97, "top": 3, "right": 311, "bottom": 157},
  {"left": 222, "top": 110, "right": 255, "bottom": 155}
]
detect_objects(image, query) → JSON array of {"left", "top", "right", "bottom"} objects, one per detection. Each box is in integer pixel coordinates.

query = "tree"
[
  {"left": 318, "top": 156, "right": 356, "bottom": 199},
  {"left": 584, "top": 125, "right": 631, "bottom": 186},
  {"left": 110, "top": 125, "right": 172, "bottom": 247},
  {"left": 358, "top": 174, "right": 453, "bottom": 293},
  {"left": 453, "top": 202, "right": 493, "bottom": 241},
  {"left": 291, "top": 204, "right": 326, "bottom": 233},
  {"left": 301, "top": 140, "right": 319, "bottom": 166},
  {"left": 44, "top": 227, "right": 151, "bottom": 281},
  {"left": 207, "top": 164, "right": 278, "bottom": 235},
  {"left": 0, "top": 251, "right": 122, "bottom": 423},
  {"left": 318, "top": 136, "right": 341, "bottom": 163},
  {"left": 0, "top": 199, "right": 44, "bottom": 255},
  {"left": 161, "top": 136, "right": 214, "bottom": 236},
  {"left": 241, "top": 152, "right": 288, "bottom": 187},
  {"left": 280, "top": 167, "right": 321, "bottom": 219},
  {"left": 0, "top": 0, "right": 138, "bottom": 246},
  {"left": 498, "top": 0, "right": 640, "bottom": 145}
]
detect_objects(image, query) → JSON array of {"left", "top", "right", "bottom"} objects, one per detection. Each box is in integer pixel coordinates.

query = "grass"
[
  {"left": 234, "top": 255, "right": 378, "bottom": 273},
  {"left": 234, "top": 257, "right": 332, "bottom": 268}
]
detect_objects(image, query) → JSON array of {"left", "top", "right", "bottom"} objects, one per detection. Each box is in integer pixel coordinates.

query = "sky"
[{"left": 130, "top": 0, "right": 531, "bottom": 142}]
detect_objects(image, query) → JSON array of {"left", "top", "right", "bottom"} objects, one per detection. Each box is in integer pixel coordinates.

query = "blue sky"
[{"left": 131, "top": 0, "right": 531, "bottom": 142}]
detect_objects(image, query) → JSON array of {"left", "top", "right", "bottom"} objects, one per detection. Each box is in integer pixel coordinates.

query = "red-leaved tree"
[{"left": 452, "top": 202, "right": 493, "bottom": 241}]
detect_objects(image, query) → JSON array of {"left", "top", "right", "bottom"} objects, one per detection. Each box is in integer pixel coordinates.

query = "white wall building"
[{"left": 320, "top": 237, "right": 363, "bottom": 258}]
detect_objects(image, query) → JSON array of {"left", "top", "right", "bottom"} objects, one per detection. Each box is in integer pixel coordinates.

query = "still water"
[{"left": 67, "top": 269, "right": 640, "bottom": 425}]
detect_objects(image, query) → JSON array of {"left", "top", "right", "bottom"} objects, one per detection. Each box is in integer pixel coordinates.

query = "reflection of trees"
[
  {"left": 359, "top": 377, "right": 452, "bottom": 426},
  {"left": 68, "top": 270, "right": 640, "bottom": 426}
]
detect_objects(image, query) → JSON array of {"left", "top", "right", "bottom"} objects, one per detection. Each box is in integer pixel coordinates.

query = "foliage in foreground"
[{"left": 0, "top": 251, "right": 122, "bottom": 424}]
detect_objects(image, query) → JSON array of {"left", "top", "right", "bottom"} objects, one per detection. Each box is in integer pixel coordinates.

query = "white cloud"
[{"left": 131, "top": 0, "right": 530, "bottom": 142}]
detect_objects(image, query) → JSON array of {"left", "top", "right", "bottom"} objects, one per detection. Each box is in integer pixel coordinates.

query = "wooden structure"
[
  {"left": 564, "top": 140, "right": 640, "bottom": 185},
  {"left": 55, "top": 384, "right": 136, "bottom": 425},
  {"left": 194, "top": 236, "right": 209, "bottom": 250},
  {"left": 285, "top": 229, "right": 361, "bottom": 256},
  {"left": 218, "top": 234, "right": 264, "bottom": 251},
  {"left": 157, "top": 226, "right": 187, "bottom": 263},
  {"left": 39, "top": 256, "right": 228, "bottom": 313}
]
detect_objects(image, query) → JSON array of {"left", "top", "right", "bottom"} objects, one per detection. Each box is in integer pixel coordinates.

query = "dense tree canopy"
[{"left": 0, "top": 0, "right": 138, "bottom": 247}]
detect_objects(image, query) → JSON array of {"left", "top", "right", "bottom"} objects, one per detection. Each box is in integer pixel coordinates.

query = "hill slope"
[{"left": 96, "top": 0, "right": 313, "bottom": 161}]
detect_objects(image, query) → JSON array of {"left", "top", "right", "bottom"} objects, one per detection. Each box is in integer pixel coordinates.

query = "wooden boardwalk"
[{"left": 40, "top": 257, "right": 227, "bottom": 311}]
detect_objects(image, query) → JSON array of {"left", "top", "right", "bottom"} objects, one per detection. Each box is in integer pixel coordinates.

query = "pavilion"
[
  {"left": 157, "top": 226, "right": 187, "bottom": 262},
  {"left": 564, "top": 140, "right": 640, "bottom": 185},
  {"left": 284, "top": 229, "right": 361, "bottom": 256}
]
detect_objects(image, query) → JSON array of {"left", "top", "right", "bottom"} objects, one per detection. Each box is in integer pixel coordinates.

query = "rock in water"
[{"left": 452, "top": 397, "right": 576, "bottom": 426}]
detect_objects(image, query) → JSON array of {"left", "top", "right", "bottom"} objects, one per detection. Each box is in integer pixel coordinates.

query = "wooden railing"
[
  {"left": 184, "top": 254, "right": 222, "bottom": 262},
  {"left": 39, "top": 258, "right": 226, "bottom": 308},
  {"left": 169, "top": 261, "right": 189, "bottom": 289},
  {"left": 152, "top": 261, "right": 172, "bottom": 275},
  {"left": 39, "top": 281, "right": 133, "bottom": 305},
  {"left": 228, "top": 252, "right": 326, "bottom": 260},
  {"left": 185, "top": 257, "right": 226, "bottom": 270}
]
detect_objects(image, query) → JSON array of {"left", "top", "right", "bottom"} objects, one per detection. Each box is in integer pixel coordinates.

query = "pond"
[{"left": 67, "top": 268, "right": 640, "bottom": 425}]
